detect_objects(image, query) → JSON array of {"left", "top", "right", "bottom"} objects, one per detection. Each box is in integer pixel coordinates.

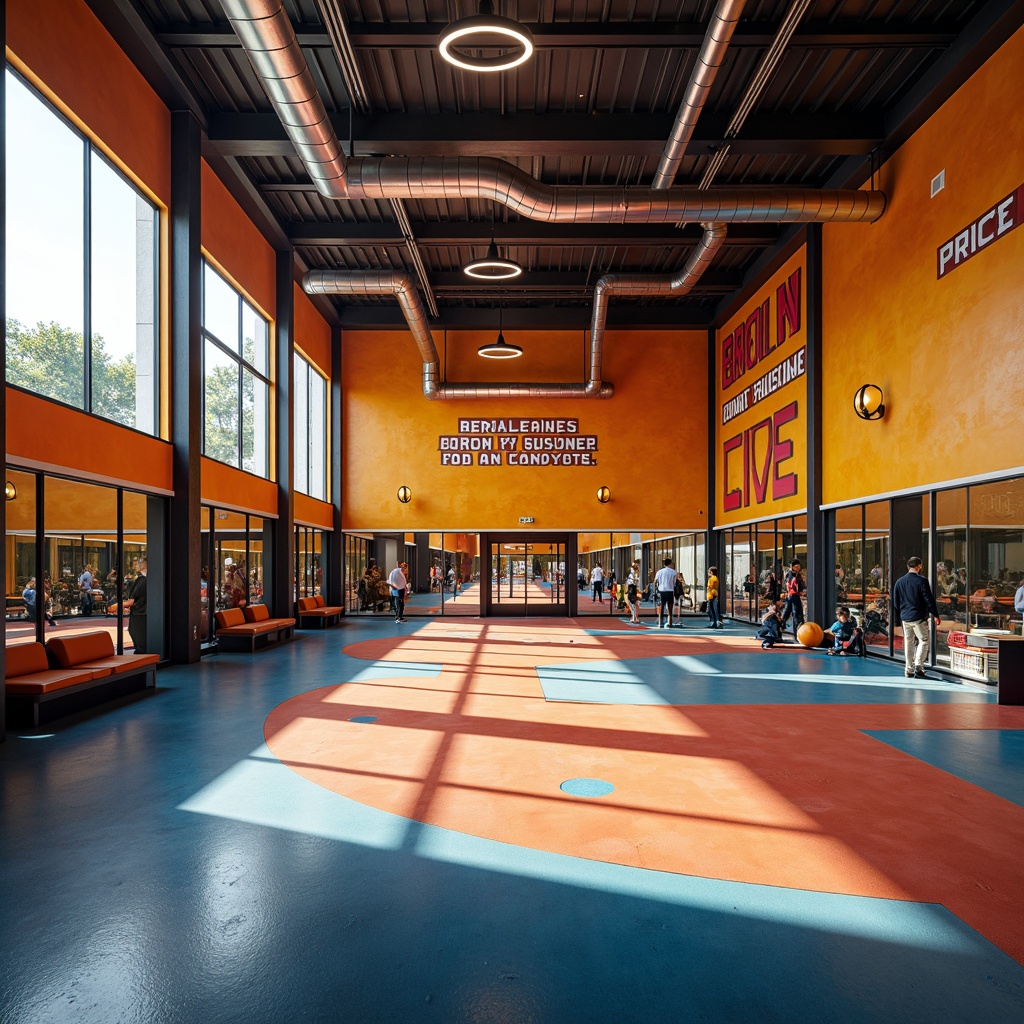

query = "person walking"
[
  {"left": 781, "top": 560, "right": 806, "bottom": 635},
  {"left": 625, "top": 561, "right": 642, "bottom": 624},
  {"left": 78, "top": 564, "right": 96, "bottom": 616},
  {"left": 654, "top": 557, "right": 677, "bottom": 629},
  {"left": 591, "top": 563, "right": 605, "bottom": 604},
  {"left": 123, "top": 559, "right": 149, "bottom": 653},
  {"left": 707, "top": 566, "right": 723, "bottom": 628},
  {"left": 388, "top": 561, "right": 409, "bottom": 622},
  {"left": 891, "top": 556, "right": 940, "bottom": 679}
]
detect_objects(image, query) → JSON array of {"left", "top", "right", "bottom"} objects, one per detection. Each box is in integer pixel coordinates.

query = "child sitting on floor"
[
  {"left": 827, "top": 606, "right": 864, "bottom": 656},
  {"left": 757, "top": 599, "right": 786, "bottom": 649}
]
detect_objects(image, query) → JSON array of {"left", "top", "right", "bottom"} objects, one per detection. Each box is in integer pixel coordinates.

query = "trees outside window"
[
  {"left": 4, "top": 68, "right": 158, "bottom": 433},
  {"left": 202, "top": 262, "right": 270, "bottom": 476}
]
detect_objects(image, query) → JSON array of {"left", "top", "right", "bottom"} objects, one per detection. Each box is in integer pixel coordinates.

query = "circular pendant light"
[
  {"left": 478, "top": 330, "right": 523, "bottom": 359},
  {"left": 439, "top": 1, "right": 535, "bottom": 73},
  {"left": 464, "top": 238, "right": 523, "bottom": 280}
]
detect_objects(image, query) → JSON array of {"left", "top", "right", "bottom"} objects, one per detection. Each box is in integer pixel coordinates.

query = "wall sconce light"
[
  {"left": 596, "top": 486, "right": 611, "bottom": 504},
  {"left": 853, "top": 384, "right": 885, "bottom": 421},
  {"left": 5, "top": 480, "right": 16, "bottom": 501},
  {"left": 397, "top": 486, "right": 412, "bottom": 504}
]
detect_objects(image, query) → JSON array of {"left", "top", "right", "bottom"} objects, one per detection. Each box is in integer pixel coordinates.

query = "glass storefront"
[
  {"left": 199, "top": 507, "right": 271, "bottom": 648},
  {"left": 5, "top": 467, "right": 163, "bottom": 655},
  {"left": 295, "top": 526, "right": 325, "bottom": 599},
  {"left": 720, "top": 517, "right": 807, "bottom": 623},
  {"left": 829, "top": 475, "right": 1024, "bottom": 678},
  {"left": 577, "top": 532, "right": 705, "bottom": 618}
]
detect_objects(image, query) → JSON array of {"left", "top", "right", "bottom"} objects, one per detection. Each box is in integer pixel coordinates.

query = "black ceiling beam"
[
  {"left": 824, "top": 0, "right": 1024, "bottom": 192},
  {"left": 333, "top": 307, "right": 716, "bottom": 330},
  {"left": 208, "top": 111, "right": 881, "bottom": 159},
  {"left": 160, "top": 21, "right": 959, "bottom": 50},
  {"left": 84, "top": 0, "right": 207, "bottom": 125},
  {"left": 288, "top": 222, "right": 779, "bottom": 247},
  {"left": 424, "top": 271, "right": 741, "bottom": 290}
]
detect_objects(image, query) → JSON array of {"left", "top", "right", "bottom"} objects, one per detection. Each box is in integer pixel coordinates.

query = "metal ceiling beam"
[
  {"left": 83, "top": 0, "right": 207, "bottom": 125},
  {"left": 425, "top": 271, "right": 741, "bottom": 290},
  {"left": 207, "top": 112, "right": 881, "bottom": 159},
  {"left": 159, "top": 21, "right": 959, "bottom": 50},
  {"left": 333, "top": 307, "right": 716, "bottom": 330},
  {"left": 288, "top": 222, "right": 778, "bottom": 247}
]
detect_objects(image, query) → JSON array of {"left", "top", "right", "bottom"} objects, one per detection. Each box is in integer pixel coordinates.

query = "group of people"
[{"left": 21, "top": 559, "right": 149, "bottom": 653}]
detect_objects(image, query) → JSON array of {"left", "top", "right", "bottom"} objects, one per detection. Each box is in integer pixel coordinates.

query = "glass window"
[
  {"left": 864, "top": 501, "right": 890, "bottom": 654},
  {"left": 293, "top": 353, "right": 327, "bottom": 501},
  {"left": 90, "top": 152, "right": 158, "bottom": 432},
  {"left": 4, "top": 69, "right": 159, "bottom": 433},
  {"left": 967, "top": 478, "right": 1024, "bottom": 636},
  {"left": 202, "top": 262, "right": 270, "bottom": 476}
]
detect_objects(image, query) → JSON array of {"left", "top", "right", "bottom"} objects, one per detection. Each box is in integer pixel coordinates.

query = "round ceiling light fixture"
[
  {"left": 464, "top": 239, "right": 523, "bottom": 280},
  {"left": 438, "top": 0, "right": 535, "bottom": 73},
  {"left": 477, "top": 330, "right": 523, "bottom": 359},
  {"left": 478, "top": 298, "right": 523, "bottom": 358}
]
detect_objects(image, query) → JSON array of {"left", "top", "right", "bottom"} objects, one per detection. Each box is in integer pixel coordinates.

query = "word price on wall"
[
  {"left": 716, "top": 249, "right": 808, "bottom": 524},
  {"left": 438, "top": 418, "right": 599, "bottom": 466}
]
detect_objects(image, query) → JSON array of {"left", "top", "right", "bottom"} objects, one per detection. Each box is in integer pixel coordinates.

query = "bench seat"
[
  {"left": 6, "top": 635, "right": 156, "bottom": 727},
  {"left": 215, "top": 606, "right": 295, "bottom": 651},
  {"left": 296, "top": 595, "right": 343, "bottom": 628}
]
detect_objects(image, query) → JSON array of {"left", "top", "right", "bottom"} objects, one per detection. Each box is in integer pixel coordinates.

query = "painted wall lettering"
[
  {"left": 440, "top": 419, "right": 598, "bottom": 466},
  {"left": 937, "top": 183, "right": 1022, "bottom": 278},
  {"left": 721, "top": 402, "right": 801, "bottom": 510},
  {"left": 716, "top": 248, "right": 807, "bottom": 525}
]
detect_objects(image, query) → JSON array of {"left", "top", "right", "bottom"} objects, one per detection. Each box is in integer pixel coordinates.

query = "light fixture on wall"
[
  {"left": 596, "top": 486, "right": 611, "bottom": 504},
  {"left": 853, "top": 384, "right": 885, "bottom": 421},
  {"left": 477, "top": 297, "right": 523, "bottom": 359},
  {"left": 438, "top": 0, "right": 535, "bottom": 73},
  {"left": 5, "top": 480, "right": 16, "bottom": 501},
  {"left": 464, "top": 237, "right": 522, "bottom": 280},
  {"left": 397, "top": 486, "right": 412, "bottom": 504}
]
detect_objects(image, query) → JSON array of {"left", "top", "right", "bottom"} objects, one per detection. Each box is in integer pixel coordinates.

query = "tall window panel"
[
  {"left": 202, "top": 262, "right": 270, "bottom": 476},
  {"left": 4, "top": 69, "right": 159, "bottom": 433},
  {"left": 293, "top": 353, "right": 327, "bottom": 501}
]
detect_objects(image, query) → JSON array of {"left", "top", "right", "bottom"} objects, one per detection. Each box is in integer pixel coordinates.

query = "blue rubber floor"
[{"left": 2, "top": 619, "right": 1022, "bottom": 1024}]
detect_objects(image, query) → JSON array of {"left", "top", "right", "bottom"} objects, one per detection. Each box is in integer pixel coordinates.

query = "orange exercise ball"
[{"left": 797, "top": 622, "right": 825, "bottom": 648}]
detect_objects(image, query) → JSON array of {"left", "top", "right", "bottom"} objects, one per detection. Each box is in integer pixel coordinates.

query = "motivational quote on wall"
[{"left": 438, "top": 418, "right": 598, "bottom": 466}]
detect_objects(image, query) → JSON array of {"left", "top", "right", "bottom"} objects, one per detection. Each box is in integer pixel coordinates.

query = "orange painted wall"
[
  {"left": 7, "top": 0, "right": 171, "bottom": 203},
  {"left": 715, "top": 248, "right": 808, "bottom": 526},
  {"left": 201, "top": 162, "right": 276, "bottom": 320},
  {"left": 201, "top": 457, "right": 277, "bottom": 518},
  {"left": 7, "top": 388, "right": 173, "bottom": 493},
  {"left": 294, "top": 286, "right": 332, "bottom": 377},
  {"left": 295, "top": 493, "right": 333, "bottom": 530},
  {"left": 822, "top": 26, "right": 1024, "bottom": 505},
  {"left": 341, "top": 328, "right": 708, "bottom": 530}
]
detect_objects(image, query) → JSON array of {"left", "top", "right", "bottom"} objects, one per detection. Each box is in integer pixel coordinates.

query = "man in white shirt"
[
  {"left": 591, "top": 564, "right": 605, "bottom": 603},
  {"left": 654, "top": 557, "right": 678, "bottom": 629},
  {"left": 387, "top": 562, "right": 409, "bottom": 623}
]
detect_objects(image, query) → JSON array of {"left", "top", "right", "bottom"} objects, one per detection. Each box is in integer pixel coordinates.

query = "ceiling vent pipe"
[
  {"left": 224, "top": 0, "right": 886, "bottom": 223},
  {"left": 302, "top": 270, "right": 614, "bottom": 400},
  {"left": 652, "top": 0, "right": 747, "bottom": 190},
  {"left": 589, "top": 223, "right": 728, "bottom": 369}
]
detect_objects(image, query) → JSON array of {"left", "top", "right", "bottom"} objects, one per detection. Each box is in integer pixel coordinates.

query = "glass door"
[{"left": 488, "top": 536, "right": 568, "bottom": 616}]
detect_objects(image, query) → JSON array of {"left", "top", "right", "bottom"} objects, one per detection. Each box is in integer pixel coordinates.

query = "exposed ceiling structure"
[{"left": 86, "top": 0, "right": 1024, "bottom": 330}]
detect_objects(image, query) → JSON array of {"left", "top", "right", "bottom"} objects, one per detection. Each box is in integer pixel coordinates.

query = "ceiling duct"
[
  {"left": 302, "top": 270, "right": 613, "bottom": 400},
  {"left": 652, "top": 0, "right": 747, "bottom": 190},
  {"left": 223, "top": 0, "right": 886, "bottom": 224},
  {"left": 303, "top": 224, "right": 725, "bottom": 401},
  {"left": 589, "top": 223, "right": 727, "bottom": 362}
]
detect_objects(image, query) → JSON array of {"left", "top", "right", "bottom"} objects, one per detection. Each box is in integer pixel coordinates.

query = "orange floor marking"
[{"left": 265, "top": 621, "right": 1024, "bottom": 962}]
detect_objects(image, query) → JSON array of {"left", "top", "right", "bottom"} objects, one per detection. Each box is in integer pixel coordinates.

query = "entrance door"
[{"left": 486, "top": 536, "right": 569, "bottom": 616}]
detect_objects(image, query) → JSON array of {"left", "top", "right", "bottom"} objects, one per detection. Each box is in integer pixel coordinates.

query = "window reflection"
[{"left": 5, "top": 70, "right": 159, "bottom": 431}]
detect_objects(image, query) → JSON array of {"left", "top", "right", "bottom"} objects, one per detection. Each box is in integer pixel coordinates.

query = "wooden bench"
[
  {"left": 296, "top": 595, "right": 343, "bottom": 628},
  {"left": 5, "top": 634, "right": 159, "bottom": 727},
  {"left": 215, "top": 605, "right": 295, "bottom": 652}
]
